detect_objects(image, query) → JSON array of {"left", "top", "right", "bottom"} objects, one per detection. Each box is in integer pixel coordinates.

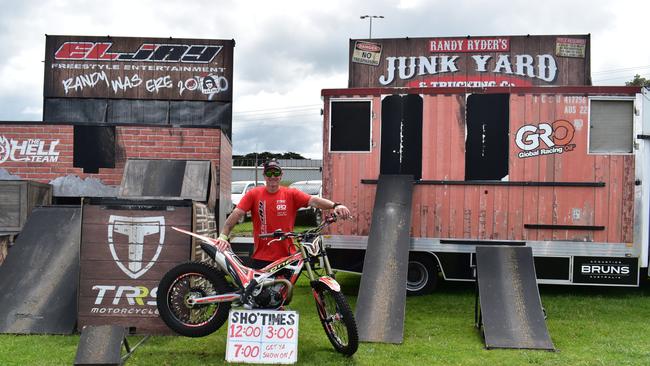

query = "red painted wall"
[{"left": 322, "top": 87, "right": 638, "bottom": 244}]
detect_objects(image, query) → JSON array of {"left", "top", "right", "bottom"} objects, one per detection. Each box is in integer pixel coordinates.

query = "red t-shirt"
[{"left": 237, "top": 186, "right": 312, "bottom": 261}]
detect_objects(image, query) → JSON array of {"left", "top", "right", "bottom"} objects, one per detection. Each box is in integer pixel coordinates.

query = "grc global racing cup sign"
[
  {"left": 515, "top": 120, "right": 576, "bottom": 159},
  {"left": 348, "top": 34, "right": 590, "bottom": 88},
  {"left": 44, "top": 35, "right": 234, "bottom": 102}
]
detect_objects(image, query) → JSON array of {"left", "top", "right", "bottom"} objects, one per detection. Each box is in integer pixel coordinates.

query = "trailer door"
[
  {"left": 465, "top": 94, "right": 509, "bottom": 180},
  {"left": 380, "top": 94, "right": 423, "bottom": 180}
]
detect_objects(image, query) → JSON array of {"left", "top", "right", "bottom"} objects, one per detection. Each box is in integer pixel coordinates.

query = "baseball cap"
[{"left": 263, "top": 159, "right": 282, "bottom": 173}]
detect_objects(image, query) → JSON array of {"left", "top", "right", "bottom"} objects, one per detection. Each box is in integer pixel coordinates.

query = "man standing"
[{"left": 216, "top": 159, "right": 351, "bottom": 269}]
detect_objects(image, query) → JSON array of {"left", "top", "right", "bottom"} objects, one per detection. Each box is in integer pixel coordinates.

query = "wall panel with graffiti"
[{"left": 44, "top": 35, "right": 234, "bottom": 102}]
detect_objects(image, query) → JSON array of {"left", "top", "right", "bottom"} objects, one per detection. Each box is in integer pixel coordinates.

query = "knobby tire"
[
  {"left": 156, "top": 261, "right": 232, "bottom": 337},
  {"left": 312, "top": 281, "right": 359, "bottom": 356}
]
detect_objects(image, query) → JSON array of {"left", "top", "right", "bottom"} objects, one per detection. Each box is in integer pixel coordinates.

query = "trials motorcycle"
[{"left": 156, "top": 214, "right": 359, "bottom": 356}]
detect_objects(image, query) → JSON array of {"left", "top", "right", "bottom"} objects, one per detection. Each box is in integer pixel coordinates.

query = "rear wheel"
[
  {"left": 312, "top": 281, "right": 359, "bottom": 356},
  {"left": 406, "top": 253, "right": 439, "bottom": 296},
  {"left": 157, "top": 262, "right": 232, "bottom": 337}
]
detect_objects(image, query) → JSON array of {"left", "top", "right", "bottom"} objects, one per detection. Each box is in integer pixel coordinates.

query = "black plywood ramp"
[
  {"left": 0, "top": 206, "right": 81, "bottom": 334},
  {"left": 74, "top": 325, "right": 127, "bottom": 366},
  {"left": 355, "top": 175, "right": 413, "bottom": 343},
  {"left": 475, "top": 246, "right": 555, "bottom": 350}
]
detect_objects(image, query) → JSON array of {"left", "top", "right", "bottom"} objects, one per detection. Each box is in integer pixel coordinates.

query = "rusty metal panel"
[
  {"left": 323, "top": 95, "right": 381, "bottom": 236},
  {"left": 78, "top": 202, "right": 192, "bottom": 334},
  {"left": 618, "top": 156, "right": 634, "bottom": 243},
  {"left": 44, "top": 35, "right": 233, "bottom": 102},
  {"left": 323, "top": 89, "right": 635, "bottom": 244},
  {"left": 348, "top": 35, "right": 590, "bottom": 88},
  {"left": 593, "top": 155, "right": 610, "bottom": 242}
]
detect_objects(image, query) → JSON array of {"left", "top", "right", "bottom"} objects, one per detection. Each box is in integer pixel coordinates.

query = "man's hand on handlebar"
[{"left": 333, "top": 204, "right": 351, "bottom": 220}]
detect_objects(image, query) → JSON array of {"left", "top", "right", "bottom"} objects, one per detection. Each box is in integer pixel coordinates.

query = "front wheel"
[
  {"left": 312, "top": 281, "right": 359, "bottom": 356},
  {"left": 157, "top": 261, "right": 232, "bottom": 337}
]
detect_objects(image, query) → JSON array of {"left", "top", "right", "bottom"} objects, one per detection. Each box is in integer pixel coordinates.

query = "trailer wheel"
[{"left": 406, "top": 253, "right": 439, "bottom": 296}]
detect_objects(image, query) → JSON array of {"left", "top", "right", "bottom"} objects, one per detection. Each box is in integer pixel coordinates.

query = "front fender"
[{"left": 317, "top": 276, "right": 341, "bottom": 292}]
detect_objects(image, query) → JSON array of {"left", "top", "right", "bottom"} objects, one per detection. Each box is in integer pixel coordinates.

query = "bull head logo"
[{"left": 107, "top": 215, "right": 165, "bottom": 279}]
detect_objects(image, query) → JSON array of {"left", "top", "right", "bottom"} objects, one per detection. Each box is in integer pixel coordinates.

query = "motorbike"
[{"left": 156, "top": 214, "right": 359, "bottom": 356}]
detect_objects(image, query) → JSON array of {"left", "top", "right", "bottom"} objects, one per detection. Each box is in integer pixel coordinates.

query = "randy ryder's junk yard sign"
[
  {"left": 348, "top": 34, "right": 590, "bottom": 88},
  {"left": 44, "top": 35, "right": 234, "bottom": 102}
]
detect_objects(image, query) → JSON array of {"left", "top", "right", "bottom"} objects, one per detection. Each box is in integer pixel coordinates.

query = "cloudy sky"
[{"left": 0, "top": 0, "right": 647, "bottom": 158}]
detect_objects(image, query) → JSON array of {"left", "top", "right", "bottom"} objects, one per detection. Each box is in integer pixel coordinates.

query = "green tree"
[
  {"left": 626, "top": 74, "right": 650, "bottom": 87},
  {"left": 233, "top": 152, "right": 307, "bottom": 166},
  {"left": 241, "top": 151, "right": 305, "bottom": 160}
]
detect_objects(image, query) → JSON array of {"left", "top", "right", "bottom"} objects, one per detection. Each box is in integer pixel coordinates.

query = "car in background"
[
  {"left": 289, "top": 180, "right": 323, "bottom": 225},
  {"left": 232, "top": 180, "right": 265, "bottom": 223}
]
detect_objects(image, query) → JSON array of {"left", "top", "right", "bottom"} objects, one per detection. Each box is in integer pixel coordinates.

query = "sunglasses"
[{"left": 264, "top": 170, "right": 282, "bottom": 177}]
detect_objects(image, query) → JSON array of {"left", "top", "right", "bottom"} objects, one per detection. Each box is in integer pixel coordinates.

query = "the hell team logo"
[
  {"left": 107, "top": 215, "right": 166, "bottom": 279},
  {"left": 54, "top": 42, "right": 223, "bottom": 63}
]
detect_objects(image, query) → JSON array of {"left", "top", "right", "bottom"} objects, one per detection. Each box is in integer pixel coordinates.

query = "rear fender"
[{"left": 317, "top": 276, "right": 341, "bottom": 292}]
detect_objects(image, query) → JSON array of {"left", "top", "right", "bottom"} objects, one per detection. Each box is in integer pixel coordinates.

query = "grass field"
[{"left": 1, "top": 273, "right": 649, "bottom": 365}]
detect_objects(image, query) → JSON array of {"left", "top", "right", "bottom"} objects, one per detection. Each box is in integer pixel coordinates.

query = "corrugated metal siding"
[{"left": 324, "top": 90, "right": 636, "bottom": 244}]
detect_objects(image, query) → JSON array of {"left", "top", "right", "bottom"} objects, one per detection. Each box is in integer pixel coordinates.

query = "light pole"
[{"left": 360, "top": 15, "right": 384, "bottom": 39}]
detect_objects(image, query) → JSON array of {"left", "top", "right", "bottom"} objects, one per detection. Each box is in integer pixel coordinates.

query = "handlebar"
[
  {"left": 259, "top": 229, "right": 283, "bottom": 239},
  {"left": 259, "top": 213, "right": 341, "bottom": 241}
]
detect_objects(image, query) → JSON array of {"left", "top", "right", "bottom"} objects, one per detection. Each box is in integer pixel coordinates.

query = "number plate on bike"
[{"left": 226, "top": 309, "right": 299, "bottom": 364}]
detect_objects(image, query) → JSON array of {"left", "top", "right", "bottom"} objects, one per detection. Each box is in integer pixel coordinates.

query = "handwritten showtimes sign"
[{"left": 226, "top": 309, "right": 299, "bottom": 364}]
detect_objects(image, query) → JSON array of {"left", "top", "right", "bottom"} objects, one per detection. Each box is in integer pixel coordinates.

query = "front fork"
[{"left": 302, "top": 245, "right": 341, "bottom": 292}]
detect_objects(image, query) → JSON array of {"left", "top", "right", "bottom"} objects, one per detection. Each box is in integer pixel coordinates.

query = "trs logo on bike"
[
  {"left": 514, "top": 119, "right": 576, "bottom": 158},
  {"left": 107, "top": 215, "right": 166, "bottom": 279}
]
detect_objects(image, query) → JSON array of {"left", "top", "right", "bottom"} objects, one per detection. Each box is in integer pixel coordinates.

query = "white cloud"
[{"left": 0, "top": 0, "right": 648, "bottom": 152}]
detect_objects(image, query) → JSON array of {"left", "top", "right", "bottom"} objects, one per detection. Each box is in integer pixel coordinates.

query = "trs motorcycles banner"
[
  {"left": 348, "top": 34, "right": 590, "bottom": 88},
  {"left": 44, "top": 35, "right": 234, "bottom": 102},
  {"left": 78, "top": 204, "right": 192, "bottom": 334}
]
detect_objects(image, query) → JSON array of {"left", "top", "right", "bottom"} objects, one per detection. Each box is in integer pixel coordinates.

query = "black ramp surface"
[
  {"left": 119, "top": 159, "right": 210, "bottom": 200},
  {"left": 476, "top": 246, "right": 554, "bottom": 350},
  {"left": 0, "top": 206, "right": 81, "bottom": 334},
  {"left": 355, "top": 175, "right": 413, "bottom": 343},
  {"left": 74, "top": 325, "right": 126, "bottom": 366}
]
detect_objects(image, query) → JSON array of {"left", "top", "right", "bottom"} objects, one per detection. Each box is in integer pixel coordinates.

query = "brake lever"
[{"left": 266, "top": 238, "right": 282, "bottom": 246}]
